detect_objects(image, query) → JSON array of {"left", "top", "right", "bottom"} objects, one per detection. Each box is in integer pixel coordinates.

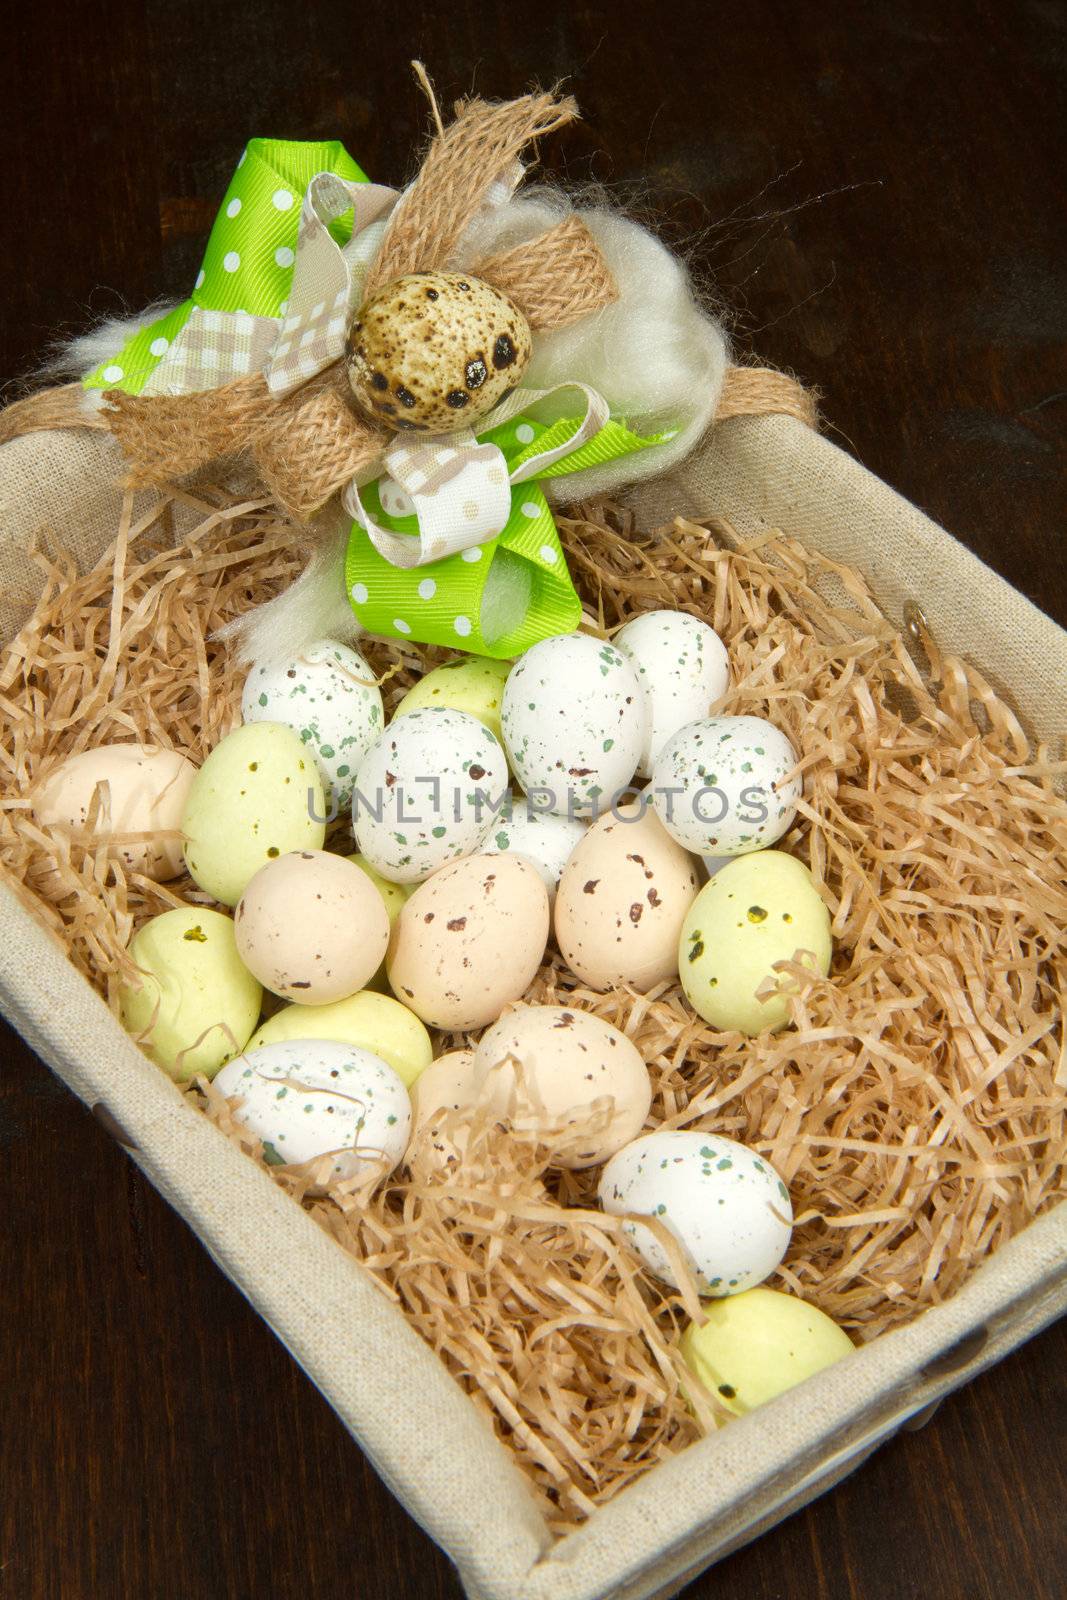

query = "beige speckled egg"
[
  {"left": 346, "top": 272, "right": 532, "bottom": 433},
  {"left": 34, "top": 744, "right": 196, "bottom": 881},
  {"left": 555, "top": 801, "right": 701, "bottom": 991},
  {"left": 386, "top": 854, "right": 549, "bottom": 1031},
  {"left": 472, "top": 1004, "right": 652, "bottom": 1169},
  {"left": 408, "top": 1048, "right": 510, "bottom": 1172},
  {"left": 234, "top": 849, "right": 390, "bottom": 1004}
]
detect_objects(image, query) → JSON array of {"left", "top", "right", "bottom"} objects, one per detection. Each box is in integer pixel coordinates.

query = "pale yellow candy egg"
[
  {"left": 679, "top": 850, "right": 832, "bottom": 1034},
  {"left": 119, "top": 906, "right": 262, "bottom": 1082},
  {"left": 181, "top": 722, "right": 325, "bottom": 906},
  {"left": 33, "top": 743, "right": 196, "bottom": 881},
  {"left": 393, "top": 656, "right": 511, "bottom": 748},
  {"left": 347, "top": 272, "right": 532, "bottom": 433},
  {"left": 235, "top": 850, "right": 390, "bottom": 1004},
  {"left": 680, "top": 1286, "right": 854, "bottom": 1416},
  {"left": 246, "top": 988, "right": 432, "bottom": 1088}
]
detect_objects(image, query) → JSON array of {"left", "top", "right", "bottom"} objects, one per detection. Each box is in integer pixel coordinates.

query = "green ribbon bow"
[{"left": 84, "top": 138, "right": 674, "bottom": 659}]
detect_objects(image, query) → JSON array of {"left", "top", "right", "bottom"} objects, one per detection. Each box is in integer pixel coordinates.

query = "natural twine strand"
[{"left": 364, "top": 91, "right": 579, "bottom": 297}]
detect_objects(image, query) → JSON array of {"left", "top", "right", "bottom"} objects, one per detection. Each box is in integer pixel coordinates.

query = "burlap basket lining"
[{"left": 1, "top": 417, "right": 1064, "bottom": 1600}]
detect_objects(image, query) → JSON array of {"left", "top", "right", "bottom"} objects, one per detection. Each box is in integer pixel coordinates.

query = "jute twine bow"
[
  {"left": 100, "top": 91, "right": 625, "bottom": 524},
  {"left": 0, "top": 86, "right": 820, "bottom": 506}
]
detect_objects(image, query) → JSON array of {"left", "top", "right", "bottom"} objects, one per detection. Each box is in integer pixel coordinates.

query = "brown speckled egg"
[
  {"left": 235, "top": 849, "right": 390, "bottom": 1004},
  {"left": 346, "top": 272, "right": 532, "bottom": 433},
  {"left": 554, "top": 801, "right": 702, "bottom": 991}
]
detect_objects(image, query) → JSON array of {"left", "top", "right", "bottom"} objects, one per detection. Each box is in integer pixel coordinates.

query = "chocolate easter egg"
[{"left": 346, "top": 272, "right": 532, "bottom": 433}]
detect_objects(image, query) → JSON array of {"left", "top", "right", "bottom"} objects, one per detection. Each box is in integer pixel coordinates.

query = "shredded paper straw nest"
[{"left": 2, "top": 486, "right": 1065, "bottom": 1529}]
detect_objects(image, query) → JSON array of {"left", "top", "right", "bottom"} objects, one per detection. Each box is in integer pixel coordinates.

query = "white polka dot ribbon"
[{"left": 262, "top": 174, "right": 397, "bottom": 396}]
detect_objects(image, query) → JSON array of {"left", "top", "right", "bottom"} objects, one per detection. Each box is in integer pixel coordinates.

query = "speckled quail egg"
[
  {"left": 241, "top": 639, "right": 383, "bottom": 808},
  {"left": 614, "top": 610, "right": 730, "bottom": 778},
  {"left": 599, "top": 1130, "right": 793, "bottom": 1295},
  {"left": 651, "top": 714, "right": 802, "bottom": 857},
  {"left": 352, "top": 706, "right": 508, "bottom": 883},
  {"left": 501, "top": 634, "right": 646, "bottom": 818},
  {"left": 346, "top": 272, "right": 531, "bottom": 433},
  {"left": 679, "top": 850, "right": 832, "bottom": 1035},
  {"left": 214, "top": 1039, "right": 411, "bottom": 1184}
]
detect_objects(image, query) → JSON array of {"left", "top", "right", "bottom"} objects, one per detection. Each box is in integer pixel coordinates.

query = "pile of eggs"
[{"left": 34, "top": 612, "right": 851, "bottom": 1414}]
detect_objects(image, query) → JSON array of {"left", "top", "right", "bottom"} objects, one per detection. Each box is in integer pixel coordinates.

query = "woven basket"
[{"left": 2, "top": 414, "right": 1064, "bottom": 1600}]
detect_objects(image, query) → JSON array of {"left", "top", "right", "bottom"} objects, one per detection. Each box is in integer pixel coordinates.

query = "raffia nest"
[{"left": 1, "top": 485, "right": 1064, "bottom": 1531}]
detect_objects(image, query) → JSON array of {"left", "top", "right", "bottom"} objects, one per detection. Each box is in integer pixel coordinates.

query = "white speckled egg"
[
  {"left": 679, "top": 851, "right": 832, "bottom": 1035},
  {"left": 501, "top": 634, "right": 646, "bottom": 818},
  {"left": 614, "top": 611, "right": 730, "bottom": 777},
  {"left": 481, "top": 796, "right": 587, "bottom": 902},
  {"left": 34, "top": 744, "right": 196, "bottom": 880},
  {"left": 235, "top": 849, "right": 390, "bottom": 1004},
  {"left": 246, "top": 988, "right": 432, "bottom": 1088},
  {"left": 651, "top": 715, "right": 801, "bottom": 856},
  {"left": 554, "top": 801, "right": 701, "bottom": 990},
  {"left": 599, "top": 1130, "right": 793, "bottom": 1295},
  {"left": 118, "top": 906, "right": 262, "bottom": 1081},
  {"left": 346, "top": 272, "right": 532, "bottom": 432},
  {"left": 241, "top": 639, "right": 383, "bottom": 807},
  {"left": 182, "top": 722, "right": 325, "bottom": 906},
  {"left": 473, "top": 1004, "right": 652, "bottom": 1169},
  {"left": 387, "top": 854, "right": 549, "bottom": 1031},
  {"left": 352, "top": 707, "right": 508, "bottom": 883},
  {"left": 215, "top": 1039, "right": 410, "bottom": 1183}
]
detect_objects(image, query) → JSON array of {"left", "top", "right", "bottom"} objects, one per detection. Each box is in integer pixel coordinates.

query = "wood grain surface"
[{"left": 2, "top": 3, "right": 1065, "bottom": 1597}]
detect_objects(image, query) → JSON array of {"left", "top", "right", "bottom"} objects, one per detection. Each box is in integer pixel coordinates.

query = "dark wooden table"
[{"left": 2, "top": 3, "right": 1065, "bottom": 1596}]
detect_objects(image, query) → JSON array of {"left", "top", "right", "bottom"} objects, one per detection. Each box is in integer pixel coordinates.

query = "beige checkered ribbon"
[
  {"left": 263, "top": 174, "right": 397, "bottom": 396},
  {"left": 142, "top": 307, "right": 278, "bottom": 396}
]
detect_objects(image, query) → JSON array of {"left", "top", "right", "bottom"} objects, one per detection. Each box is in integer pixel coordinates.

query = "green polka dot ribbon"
[
  {"left": 344, "top": 405, "right": 675, "bottom": 658},
  {"left": 82, "top": 136, "right": 679, "bottom": 660},
  {"left": 83, "top": 138, "right": 368, "bottom": 395}
]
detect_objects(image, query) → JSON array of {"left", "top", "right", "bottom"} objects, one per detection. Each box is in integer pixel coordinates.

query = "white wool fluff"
[
  {"left": 39, "top": 302, "right": 181, "bottom": 382},
  {"left": 458, "top": 187, "right": 729, "bottom": 504}
]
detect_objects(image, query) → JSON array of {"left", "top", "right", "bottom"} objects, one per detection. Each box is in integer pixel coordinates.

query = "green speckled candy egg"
[
  {"left": 119, "top": 905, "right": 262, "bottom": 1081},
  {"left": 680, "top": 1286, "right": 854, "bottom": 1415},
  {"left": 181, "top": 722, "right": 325, "bottom": 906},
  {"left": 246, "top": 988, "right": 432, "bottom": 1088},
  {"left": 241, "top": 639, "right": 383, "bottom": 808},
  {"left": 346, "top": 272, "right": 531, "bottom": 433},
  {"left": 393, "top": 656, "right": 511, "bottom": 748},
  {"left": 214, "top": 1039, "right": 411, "bottom": 1183},
  {"left": 679, "top": 850, "right": 832, "bottom": 1034},
  {"left": 599, "top": 1130, "right": 792, "bottom": 1294}
]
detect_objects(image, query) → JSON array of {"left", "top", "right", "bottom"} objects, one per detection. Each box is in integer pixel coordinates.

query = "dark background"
[{"left": 2, "top": 2, "right": 1066, "bottom": 1597}]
